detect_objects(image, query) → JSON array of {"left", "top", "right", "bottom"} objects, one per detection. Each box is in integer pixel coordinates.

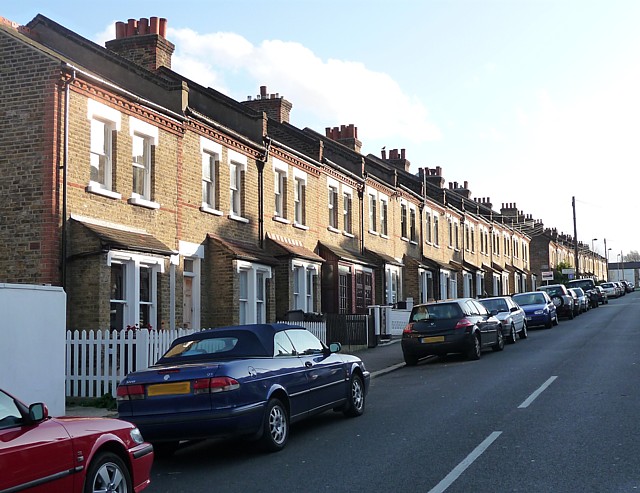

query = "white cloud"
[{"left": 168, "top": 27, "right": 441, "bottom": 143}]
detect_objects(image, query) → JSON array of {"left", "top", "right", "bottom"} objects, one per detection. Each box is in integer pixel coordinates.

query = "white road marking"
[
  {"left": 518, "top": 376, "right": 558, "bottom": 409},
  {"left": 428, "top": 431, "right": 502, "bottom": 493}
]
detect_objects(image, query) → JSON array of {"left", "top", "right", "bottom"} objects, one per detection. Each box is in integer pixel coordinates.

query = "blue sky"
[{"left": 5, "top": 0, "right": 640, "bottom": 260}]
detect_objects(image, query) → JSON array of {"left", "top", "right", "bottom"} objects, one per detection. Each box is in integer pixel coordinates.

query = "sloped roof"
[
  {"left": 208, "top": 235, "right": 277, "bottom": 265},
  {"left": 75, "top": 219, "right": 175, "bottom": 255},
  {"left": 317, "top": 242, "right": 376, "bottom": 267},
  {"left": 266, "top": 233, "right": 324, "bottom": 263}
]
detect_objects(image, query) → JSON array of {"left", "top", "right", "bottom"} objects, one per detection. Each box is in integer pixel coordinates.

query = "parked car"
[
  {"left": 600, "top": 282, "right": 618, "bottom": 299},
  {"left": 512, "top": 291, "right": 558, "bottom": 329},
  {"left": 594, "top": 285, "right": 609, "bottom": 304},
  {"left": 537, "top": 284, "right": 575, "bottom": 319},
  {"left": 0, "top": 387, "right": 153, "bottom": 492},
  {"left": 568, "top": 287, "right": 589, "bottom": 313},
  {"left": 614, "top": 282, "right": 626, "bottom": 296},
  {"left": 566, "top": 278, "right": 599, "bottom": 308},
  {"left": 622, "top": 280, "right": 635, "bottom": 293},
  {"left": 478, "top": 296, "right": 528, "bottom": 343},
  {"left": 401, "top": 298, "right": 503, "bottom": 365},
  {"left": 567, "top": 288, "right": 582, "bottom": 316},
  {"left": 117, "top": 323, "right": 369, "bottom": 454}
]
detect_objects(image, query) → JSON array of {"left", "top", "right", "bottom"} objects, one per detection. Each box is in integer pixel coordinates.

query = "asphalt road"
[{"left": 146, "top": 292, "right": 640, "bottom": 493}]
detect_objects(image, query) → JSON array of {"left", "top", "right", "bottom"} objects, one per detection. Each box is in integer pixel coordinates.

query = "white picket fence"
[{"left": 65, "top": 328, "right": 199, "bottom": 399}]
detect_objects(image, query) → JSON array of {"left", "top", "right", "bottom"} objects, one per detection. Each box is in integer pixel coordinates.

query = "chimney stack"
[
  {"left": 243, "top": 85, "right": 293, "bottom": 124},
  {"left": 382, "top": 148, "right": 411, "bottom": 172},
  {"left": 106, "top": 17, "right": 175, "bottom": 71},
  {"left": 419, "top": 166, "right": 445, "bottom": 189},
  {"left": 324, "top": 124, "right": 362, "bottom": 153}
]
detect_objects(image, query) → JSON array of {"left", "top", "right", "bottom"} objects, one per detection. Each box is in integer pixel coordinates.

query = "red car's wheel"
[{"left": 84, "top": 451, "right": 132, "bottom": 493}]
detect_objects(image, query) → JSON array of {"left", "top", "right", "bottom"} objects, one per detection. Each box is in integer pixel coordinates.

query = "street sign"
[
  {"left": 562, "top": 268, "right": 575, "bottom": 275},
  {"left": 542, "top": 271, "right": 554, "bottom": 281}
]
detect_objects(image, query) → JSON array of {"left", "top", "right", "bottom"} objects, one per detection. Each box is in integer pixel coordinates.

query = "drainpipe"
[
  {"left": 61, "top": 67, "right": 76, "bottom": 289},
  {"left": 257, "top": 137, "right": 272, "bottom": 249}
]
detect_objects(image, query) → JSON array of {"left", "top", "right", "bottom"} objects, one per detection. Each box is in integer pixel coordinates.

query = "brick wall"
[{"left": 0, "top": 30, "right": 62, "bottom": 284}]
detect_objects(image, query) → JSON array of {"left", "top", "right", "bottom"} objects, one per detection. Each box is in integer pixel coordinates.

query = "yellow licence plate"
[
  {"left": 421, "top": 336, "right": 445, "bottom": 343},
  {"left": 147, "top": 382, "right": 191, "bottom": 397}
]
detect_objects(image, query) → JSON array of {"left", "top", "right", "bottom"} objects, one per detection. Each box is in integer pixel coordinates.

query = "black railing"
[{"left": 325, "top": 313, "right": 370, "bottom": 351}]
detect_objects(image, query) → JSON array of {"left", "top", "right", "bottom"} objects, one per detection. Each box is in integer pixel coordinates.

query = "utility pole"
[
  {"left": 572, "top": 196, "right": 579, "bottom": 278},
  {"left": 604, "top": 238, "right": 608, "bottom": 281}
]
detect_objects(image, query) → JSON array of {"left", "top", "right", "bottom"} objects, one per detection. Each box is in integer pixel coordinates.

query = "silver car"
[{"left": 479, "top": 296, "right": 528, "bottom": 343}]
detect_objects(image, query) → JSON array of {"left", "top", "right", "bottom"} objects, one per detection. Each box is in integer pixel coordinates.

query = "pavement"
[{"left": 63, "top": 338, "right": 406, "bottom": 418}]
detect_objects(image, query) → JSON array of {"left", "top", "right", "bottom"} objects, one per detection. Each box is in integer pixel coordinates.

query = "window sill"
[
  {"left": 327, "top": 226, "right": 341, "bottom": 234},
  {"left": 229, "top": 214, "right": 249, "bottom": 224},
  {"left": 343, "top": 231, "right": 354, "bottom": 238},
  {"left": 293, "top": 223, "right": 309, "bottom": 231},
  {"left": 380, "top": 234, "right": 389, "bottom": 240},
  {"left": 410, "top": 240, "right": 418, "bottom": 246},
  {"left": 273, "top": 216, "right": 290, "bottom": 224},
  {"left": 86, "top": 183, "right": 121, "bottom": 200},
  {"left": 200, "top": 205, "right": 223, "bottom": 216},
  {"left": 401, "top": 237, "right": 409, "bottom": 242},
  {"left": 128, "top": 196, "right": 160, "bottom": 210},
  {"left": 368, "top": 229, "right": 379, "bottom": 236}
]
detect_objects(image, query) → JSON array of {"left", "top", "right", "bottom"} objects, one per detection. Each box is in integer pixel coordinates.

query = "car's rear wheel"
[
  {"left": 545, "top": 315, "right": 553, "bottom": 329},
  {"left": 519, "top": 321, "right": 528, "bottom": 339},
  {"left": 84, "top": 451, "right": 132, "bottom": 493},
  {"left": 343, "top": 374, "right": 365, "bottom": 417},
  {"left": 568, "top": 309, "right": 574, "bottom": 319},
  {"left": 509, "top": 324, "right": 517, "bottom": 344},
  {"left": 467, "top": 333, "right": 481, "bottom": 360},
  {"left": 261, "top": 398, "right": 288, "bottom": 452},
  {"left": 403, "top": 353, "right": 419, "bottom": 366}
]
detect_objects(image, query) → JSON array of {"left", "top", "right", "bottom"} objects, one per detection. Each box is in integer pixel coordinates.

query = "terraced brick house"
[{"left": 7, "top": 12, "right": 598, "bottom": 334}]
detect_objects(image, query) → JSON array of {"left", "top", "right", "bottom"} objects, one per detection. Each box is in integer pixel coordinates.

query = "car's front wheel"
[
  {"left": 343, "top": 374, "right": 365, "bottom": 417},
  {"left": 261, "top": 398, "right": 289, "bottom": 452},
  {"left": 84, "top": 452, "right": 132, "bottom": 493},
  {"left": 493, "top": 329, "right": 504, "bottom": 351}
]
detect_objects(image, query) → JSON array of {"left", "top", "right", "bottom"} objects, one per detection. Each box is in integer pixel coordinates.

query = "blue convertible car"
[{"left": 117, "top": 323, "right": 370, "bottom": 453}]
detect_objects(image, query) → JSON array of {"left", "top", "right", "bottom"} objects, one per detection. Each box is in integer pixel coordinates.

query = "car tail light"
[
  {"left": 402, "top": 323, "right": 415, "bottom": 334},
  {"left": 193, "top": 377, "right": 240, "bottom": 395},
  {"left": 454, "top": 318, "right": 473, "bottom": 329},
  {"left": 116, "top": 384, "right": 145, "bottom": 401}
]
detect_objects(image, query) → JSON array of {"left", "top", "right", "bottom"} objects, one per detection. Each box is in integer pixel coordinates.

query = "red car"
[{"left": 0, "top": 387, "right": 153, "bottom": 492}]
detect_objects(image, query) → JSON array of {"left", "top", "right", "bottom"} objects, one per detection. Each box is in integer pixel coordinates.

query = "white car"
[
  {"left": 479, "top": 296, "right": 528, "bottom": 343},
  {"left": 599, "top": 282, "right": 618, "bottom": 298}
]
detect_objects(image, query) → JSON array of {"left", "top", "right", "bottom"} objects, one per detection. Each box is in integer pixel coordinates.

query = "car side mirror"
[
  {"left": 510, "top": 307, "right": 518, "bottom": 312},
  {"left": 490, "top": 309, "right": 498, "bottom": 316},
  {"left": 28, "top": 403, "right": 48, "bottom": 423},
  {"left": 329, "top": 342, "right": 341, "bottom": 353}
]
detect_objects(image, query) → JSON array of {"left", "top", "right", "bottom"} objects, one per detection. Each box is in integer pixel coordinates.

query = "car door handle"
[{"left": 305, "top": 361, "right": 313, "bottom": 368}]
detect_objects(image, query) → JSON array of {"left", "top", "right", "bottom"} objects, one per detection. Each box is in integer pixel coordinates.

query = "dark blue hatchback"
[{"left": 117, "top": 323, "right": 369, "bottom": 453}]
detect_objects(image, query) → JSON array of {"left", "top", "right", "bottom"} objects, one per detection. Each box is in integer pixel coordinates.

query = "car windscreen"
[
  {"left": 479, "top": 299, "right": 508, "bottom": 313},
  {"left": 160, "top": 331, "right": 269, "bottom": 361},
  {"left": 568, "top": 280, "right": 594, "bottom": 291},
  {"left": 513, "top": 293, "right": 546, "bottom": 306},
  {"left": 410, "top": 303, "right": 462, "bottom": 321},
  {"left": 541, "top": 286, "right": 564, "bottom": 297}
]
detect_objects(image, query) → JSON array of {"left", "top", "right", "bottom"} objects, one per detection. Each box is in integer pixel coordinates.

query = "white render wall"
[{"left": 0, "top": 284, "right": 66, "bottom": 416}]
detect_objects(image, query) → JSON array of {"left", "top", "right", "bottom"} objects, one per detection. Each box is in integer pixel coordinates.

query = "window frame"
[
  {"left": 200, "top": 137, "right": 222, "bottom": 214},
  {"left": 87, "top": 100, "right": 122, "bottom": 199},
  {"left": 228, "top": 150, "right": 248, "bottom": 221}
]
